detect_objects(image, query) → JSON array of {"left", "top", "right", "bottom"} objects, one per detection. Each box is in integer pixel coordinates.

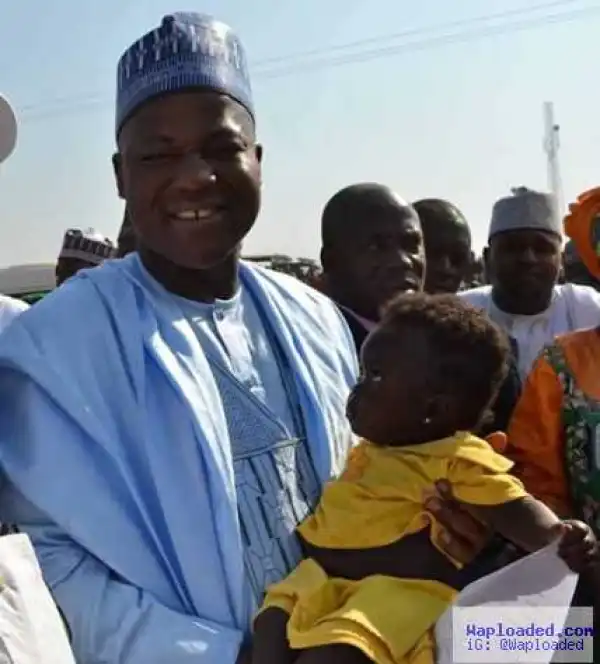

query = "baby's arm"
[
  {"left": 463, "top": 495, "right": 560, "bottom": 552},
  {"left": 300, "top": 533, "right": 463, "bottom": 589}
]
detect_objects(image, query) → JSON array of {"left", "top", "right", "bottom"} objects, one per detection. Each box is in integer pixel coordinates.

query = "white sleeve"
[
  {"left": 0, "top": 297, "right": 29, "bottom": 334},
  {"left": 566, "top": 284, "right": 600, "bottom": 330}
]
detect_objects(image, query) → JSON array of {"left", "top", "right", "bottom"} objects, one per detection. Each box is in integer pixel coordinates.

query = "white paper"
[{"left": 435, "top": 542, "right": 582, "bottom": 664}]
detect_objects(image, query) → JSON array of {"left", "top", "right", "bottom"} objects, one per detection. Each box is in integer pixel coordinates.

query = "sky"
[{"left": 0, "top": 0, "right": 599, "bottom": 267}]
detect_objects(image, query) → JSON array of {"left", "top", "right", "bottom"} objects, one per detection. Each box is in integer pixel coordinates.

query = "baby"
[{"left": 251, "top": 293, "right": 597, "bottom": 664}]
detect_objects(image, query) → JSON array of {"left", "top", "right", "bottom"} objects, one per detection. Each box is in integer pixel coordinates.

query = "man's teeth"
[{"left": 174, "top": 210, "right": 215, "bottom": 221}]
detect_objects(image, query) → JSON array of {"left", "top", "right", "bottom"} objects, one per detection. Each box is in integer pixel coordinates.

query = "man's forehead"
[
  {"left": 119, "top": 91, "right": 247, "bottom": 145},
  {"left": 421, "top": 214, "right": 469, "bottom": 232},
  {"left": 351, "top": 207, "right": 420, "bottom": 234},
  {"left": 424, "top": 219, "right": 471, "bottom": 246},
  {"left": 491, "top": 228, "right": 561, "bottom": 248}
]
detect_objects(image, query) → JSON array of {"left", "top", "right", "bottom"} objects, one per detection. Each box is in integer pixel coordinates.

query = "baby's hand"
[{"left": 555, "top": 520, "right": 598, "bottom": 573}]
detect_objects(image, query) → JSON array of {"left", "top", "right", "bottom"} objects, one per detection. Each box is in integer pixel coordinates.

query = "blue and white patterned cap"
[
  {"left": 59, "top": 228, "right": 116, "bottom": 264},
  {"left": 116, "top": 12, "right": 253, "bottom": 135}
]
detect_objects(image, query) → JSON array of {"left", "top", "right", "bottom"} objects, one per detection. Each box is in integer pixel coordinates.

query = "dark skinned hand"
[
  {"left": 555, "top": 520, "right": 599, "bottom": 573},
  {"left": 424, "top": 480, "right": 492, "bottom": 564}
]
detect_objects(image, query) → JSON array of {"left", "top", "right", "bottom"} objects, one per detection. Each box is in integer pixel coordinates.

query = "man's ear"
[
  {"left": 320, "top": 245, "right": 335, "bottom": 273},
  {"left": 112, "top": 153, "right": 125, "bottom": 199},
  {"left": 254, "top": 143, "right": 263, "bottom": 187},
  {"left": 482, "top": 245, "right": 491, "bottom": 283}
]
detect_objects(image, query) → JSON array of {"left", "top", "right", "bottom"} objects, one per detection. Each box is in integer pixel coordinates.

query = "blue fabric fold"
[{"left": 0, "top": 255, "right": 358, "bottom": 662}]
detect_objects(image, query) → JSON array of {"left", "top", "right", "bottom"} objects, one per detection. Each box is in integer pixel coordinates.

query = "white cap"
[
  {"left": 488, "top": 188, "right": 561, "bottom": 241},
  {"left": 0, "top": 95, "right": 17, "bottom": 164}
]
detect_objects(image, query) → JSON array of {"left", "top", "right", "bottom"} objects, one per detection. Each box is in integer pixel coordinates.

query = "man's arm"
[{"left": 10, "top": 502, "right": 244, "bottom": 664}]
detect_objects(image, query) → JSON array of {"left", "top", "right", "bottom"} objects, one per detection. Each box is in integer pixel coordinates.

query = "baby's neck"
[{"left": 371, "top": 429, "right": 463, "bottom": 448}]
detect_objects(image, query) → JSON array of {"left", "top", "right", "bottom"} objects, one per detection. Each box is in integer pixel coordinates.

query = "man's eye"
[
  {"left": 140, "top": 153, "right": 177, "bottom": 163},
  {"left": 207, "top": 143, "right": 245, "bottom": 159}
]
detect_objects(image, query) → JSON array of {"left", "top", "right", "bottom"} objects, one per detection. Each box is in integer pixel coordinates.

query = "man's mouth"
[
  {"left": 378, "top": 275, "right": 420, "bottom": 294},
  {"left": 429, "top": 275, "right": 458, "bottom": 292},
  {"left": 514, "top": 273, "right": 546, "bottom": 288},
  {"left": 168, "top": 207, "right": 226, "bottom": 225}
]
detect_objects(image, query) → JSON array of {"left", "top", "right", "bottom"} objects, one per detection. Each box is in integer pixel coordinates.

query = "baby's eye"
[{"left": 371, "top": 373, "right": 382, "bottom": 383}]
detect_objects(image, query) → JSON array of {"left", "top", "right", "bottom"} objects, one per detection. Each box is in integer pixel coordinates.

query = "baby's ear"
[{"left": 426, "top": 394, "right": 455, "bottom": 426}]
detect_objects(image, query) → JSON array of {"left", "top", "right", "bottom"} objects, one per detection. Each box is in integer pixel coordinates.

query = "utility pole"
[{"left": 543, "top": 101, "right": 563, "bottom": 225}]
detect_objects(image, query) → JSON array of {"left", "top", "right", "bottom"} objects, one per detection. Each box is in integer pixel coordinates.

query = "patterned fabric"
[
  {"left": 208, "top": 338, "right": 321, "bottom": 607},
  {"left": 116, "top": 12, "right": 253, "bottom": 133},
  {"left": 543, "top": 343, "right": 600, "bottom": 534}
]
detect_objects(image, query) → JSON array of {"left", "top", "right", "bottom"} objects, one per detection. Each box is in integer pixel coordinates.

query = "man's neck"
[
  {"left": 330, "top": 290, "right": 378, "bottom": 323},
  {"left": 491, "top": 286, "right": 555, "bottom": 316},
  {"left": 139, "top": 248, "right": 239, "bottom": 302},
  {"left": 340, "top": 305, "right": 377, "bottom": 331}
]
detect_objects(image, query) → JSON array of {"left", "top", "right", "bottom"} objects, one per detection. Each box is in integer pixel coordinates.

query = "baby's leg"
[
  {"left": 252, "top": 608, "right": 296, "bottom": 664},
  {"left": 294, "top": 645, "right": 372, "bottom": 664}
]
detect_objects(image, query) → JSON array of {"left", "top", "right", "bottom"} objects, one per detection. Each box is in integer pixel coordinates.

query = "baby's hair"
[{"left": 380, "top": 292, "right": 509, "bottom": 430}]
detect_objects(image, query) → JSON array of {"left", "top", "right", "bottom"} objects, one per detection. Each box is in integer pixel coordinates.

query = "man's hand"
[{"left": 424, "top": 480, "right": 492, "bottom": 565}]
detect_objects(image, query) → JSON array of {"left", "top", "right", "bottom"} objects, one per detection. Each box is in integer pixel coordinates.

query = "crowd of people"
[{"left": 1, "top": 10, "right": 600, "bottom": 664}]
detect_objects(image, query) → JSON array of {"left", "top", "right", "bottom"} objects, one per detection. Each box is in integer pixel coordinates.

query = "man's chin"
[
  {"left": 501, "top": 283, "right": 555, "bottom": 313},
  {"left": 148, "top": 239, "right": 243, "bottom": 272},
  {"left": 376, "top": 280, "right": 422, "bottom": 304},
  {"left": 427, "top": 281, "right": 460, "bottom": 295}
]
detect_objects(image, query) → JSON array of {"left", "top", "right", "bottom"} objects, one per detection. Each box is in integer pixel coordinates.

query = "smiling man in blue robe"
[{"left": 0, "top": 12, "right": 357, "bottom": 663}]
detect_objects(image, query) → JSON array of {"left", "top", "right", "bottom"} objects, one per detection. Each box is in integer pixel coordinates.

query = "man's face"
[
  {"left": 422, "top": 220, "right": 471, "bottom": 294},
  {"left": 487, "top": 229, "right": 562, "bottom": 313},
  {"left": 114, "top": 91, "right": 262, "bottom": 270},
  {"left": 325, "top": 204, "right": 425, "bottom": 320}
]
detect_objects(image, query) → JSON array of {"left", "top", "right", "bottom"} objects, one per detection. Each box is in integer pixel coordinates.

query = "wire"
[
  {"left": 254, "top": 0, "right": 584, "bottom": 66},
  {"left": 18, "top": 1, "right": 600, "bottom": 122},
  {"left": 258, "top": 4, "right": 600, "bottom": 79}
]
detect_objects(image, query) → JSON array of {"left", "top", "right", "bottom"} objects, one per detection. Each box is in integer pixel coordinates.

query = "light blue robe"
[{"left": 0, "top": 255, "right": 358, "bottom": 663}]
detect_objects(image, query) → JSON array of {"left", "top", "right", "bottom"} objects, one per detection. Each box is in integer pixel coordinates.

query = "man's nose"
[
  {"left": 385, "top": 247, "right": 413, "bottom": 268},
  {"left": 517, "top": 247, "right": 537, "bottom": 265},
  {"left": 437, "top": 255, "right": 454, "bottom": 272},
  {"left": 175, "top": 153, "right": 216, "bottom": 188}
]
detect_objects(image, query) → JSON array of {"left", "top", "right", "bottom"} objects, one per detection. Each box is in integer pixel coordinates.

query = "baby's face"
[{"left": 347, "top": 325, "right": 431, "bottom": 444}]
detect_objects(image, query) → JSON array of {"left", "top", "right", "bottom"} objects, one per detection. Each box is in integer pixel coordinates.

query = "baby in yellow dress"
[{"left": 251, "top": 293, "right": 596, "bottom": 664}]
